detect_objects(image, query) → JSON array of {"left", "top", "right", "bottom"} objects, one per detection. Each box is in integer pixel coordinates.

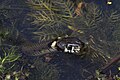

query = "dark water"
[{"left": 0, "top": 0, "right": 120, "bottom": 80}]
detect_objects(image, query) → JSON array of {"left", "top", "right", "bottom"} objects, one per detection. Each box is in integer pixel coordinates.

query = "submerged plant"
[
  {"left": 0, "top": 46, "right": 31, "bottom": 80},
  {"left": 26, "top": 0, "right": 111, "bottom": 64},
  {"left": 27, "top": 0, "right": 84, "bottom": 41},
  {"left": 25, "top": 0, "right": 120, "bottom": 79},
  {"left": 0, "top": 46, "right": 20, "bottom": 79}
]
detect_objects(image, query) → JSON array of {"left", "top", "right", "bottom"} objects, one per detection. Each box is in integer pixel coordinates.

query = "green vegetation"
[
  {"left": 27, "top": 0, "right": 120, "bottom": 79},
  {"left": 0, "top": 0, "right": 120, "bottom": 80},
  {"left": 0, "top": 47, "right": 20, "bottom": 80}
]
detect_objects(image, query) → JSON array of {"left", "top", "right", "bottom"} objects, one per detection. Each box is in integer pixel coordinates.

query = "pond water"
[{"left": 0, "top": 0, "right": 120, "bottom": 80}]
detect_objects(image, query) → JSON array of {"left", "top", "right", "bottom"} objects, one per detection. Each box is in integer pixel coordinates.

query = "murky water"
[{"left": 0, "top": 0, "right": 120, "bottom": 80}]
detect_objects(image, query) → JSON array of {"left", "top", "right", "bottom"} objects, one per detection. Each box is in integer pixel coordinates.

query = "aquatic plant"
[
  {"left": 3, "top": 1, "right": 120, "bottom": 80},
  {"left": 94, "top": 10, "right": 120, "bottom": 57},
  {"left": 0, "top": 1, "right": 60, "bottom": 80},
  {"left": 27, "top": 0, "right": 111, "bottom": 66},
  {"left": 111, "top": 11, "right": 120, "bottom": 41},
  {"left": 28, "top": 0, "right": 75, "bottom": 26},
  {"left": 77, "top": 2, "right": 103, "bottom": 29},
  {"left": 0, "top": 46, "right": 20, "bottom": 79},
  {"left": 27, "top": 0, "right": 104, "bottom": 42},
  {"left": 0, "top": 45, "right": 33, "bottom": 80},
  {"left": 27, "top": 0, "right": 84, "bottom": 41},
  {"left": 21, "top": 0, "right": 120, "bottom": 79}
]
